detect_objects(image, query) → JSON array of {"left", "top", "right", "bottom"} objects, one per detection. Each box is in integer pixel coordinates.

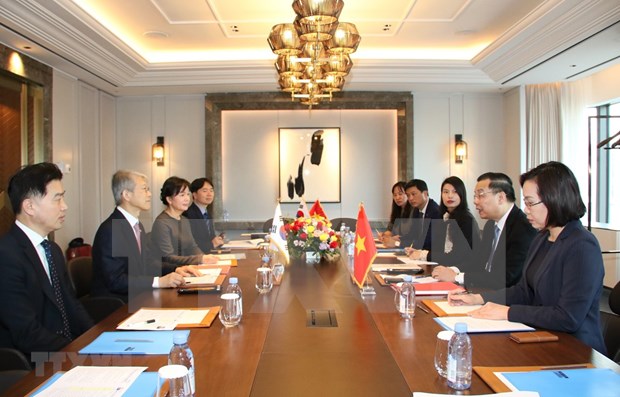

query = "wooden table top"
[{"left": 8, "top": 251, "right": 619, "bottom": 396}]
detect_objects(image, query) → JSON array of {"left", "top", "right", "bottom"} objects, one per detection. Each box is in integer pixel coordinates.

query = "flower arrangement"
[{"left": 284, "top": 213, "right": 340, "bottom": 260}]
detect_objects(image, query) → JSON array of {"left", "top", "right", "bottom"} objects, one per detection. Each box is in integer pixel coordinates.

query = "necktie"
[
  {"left": 203, "top": 210, "right": 215, "bottom": 237},
  {"left": 485, "top": 225, "right": 501, "bottom": 272},
  {"left": 133, "top": 222, "right": 142, "bottom": 253},
  {"left": 443, "top": 213, "right": 453, "bottom": 254},
  {"left": 41, "top": 240, "right": 72, "bottom": 340}
]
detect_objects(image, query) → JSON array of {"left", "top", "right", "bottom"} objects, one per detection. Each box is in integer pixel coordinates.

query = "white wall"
[{"left": 221, "top": 109, "right": 397, "bottom": 222}]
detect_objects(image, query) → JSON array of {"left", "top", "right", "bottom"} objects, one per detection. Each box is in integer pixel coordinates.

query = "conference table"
[{"left": 8, "top": 250, "right": 620, "bottom": 396}]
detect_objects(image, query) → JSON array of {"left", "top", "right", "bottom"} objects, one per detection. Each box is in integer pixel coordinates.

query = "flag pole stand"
[{"left": 360, "top": 275, "right": 376, "bottom": 296}]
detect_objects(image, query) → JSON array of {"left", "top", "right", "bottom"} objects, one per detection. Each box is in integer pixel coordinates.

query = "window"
[{"left": 589, "top": 102, "right": 620, "bottom": 228}]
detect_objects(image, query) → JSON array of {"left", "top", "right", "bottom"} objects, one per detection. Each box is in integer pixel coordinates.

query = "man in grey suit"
[
  {"left": 91, "top": 170, "right": 195, "bottom": 304},
  {"left": 0, "top": 163, "right": 93, "bottom": 357}
]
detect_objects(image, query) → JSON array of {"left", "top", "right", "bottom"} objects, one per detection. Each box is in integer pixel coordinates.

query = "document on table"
[
  {"left": 222, "top": 238, "right": 264, "bottom": 249},
  {"left": 117, "top": 308, "right": 211, "bottom": 330},
  {"left": 79, "top": 330, "right": 188, "bottom": 355},
  {"left": 31, "top": 366, "right": 146, "bottom": 397},
  {"left": 496, "top": 368, "right": 620, "bottom": 397},
  {"left": 184, "top": 267, "right": 221, "bottom": 285},
  {"left": 425, "top": 300, "right": 483, "bottom": 316},
  {"left": 435, "top": 316, "right": 535, "bottom": 333},
  {"left": 214, "top": 253, "right": 246, "bottom": 260}
]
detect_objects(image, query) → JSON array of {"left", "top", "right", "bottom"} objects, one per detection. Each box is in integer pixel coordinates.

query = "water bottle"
[
  {"left": 223, "top": 209, "right": 230, "bottom": 222},
  {"left": 346, "top": 229, "right": 355, "bottom": 257},
  {"left": 168, "top": 332, "right": 195, "bottom": 396},
  {"left": 339, "top": 222, "right": 347, "bottom": 238},
  {"left": 394, "top": 275, "right": 416, "bottom": 319},
  {"left": 220, "top": 277, "right": 242, "bottom": 327},
  {"left": 447, "top": 322, "right": 472, "bottom": 390}
]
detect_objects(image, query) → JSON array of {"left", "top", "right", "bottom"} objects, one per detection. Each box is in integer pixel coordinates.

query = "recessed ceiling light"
[{"left": 143, "top": 31, "right": 169, "bottom": 39}]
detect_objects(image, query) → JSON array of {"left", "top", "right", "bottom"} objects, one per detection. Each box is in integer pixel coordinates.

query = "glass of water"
[{"left": 255, "top": 267, "right": 273, "bottom": 294}]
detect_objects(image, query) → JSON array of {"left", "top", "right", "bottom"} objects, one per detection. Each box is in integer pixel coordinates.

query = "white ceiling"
[{"left": 0, "top": 0, "right": 619, "bottom": 96}]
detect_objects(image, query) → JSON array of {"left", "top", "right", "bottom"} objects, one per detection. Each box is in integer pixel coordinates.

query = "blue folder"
[
  {"left": 502, "top": 368, "right": 620, "bottom": 397},
  {"left": 32, "top": 371, "right": 161, "bottom": 396},
  {"left": 79, "top": 330, "right": 190, "bottom": 355}
]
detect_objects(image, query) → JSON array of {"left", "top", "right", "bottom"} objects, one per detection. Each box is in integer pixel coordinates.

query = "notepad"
[
  {"left": 423, "top": 299, "right": 482, "bottom": 316},
  {"left": 498, "top": 368, "right": 620, "bottom": 397},
  {"left": 434, "top": 316, "right": 534, "bottom": 333},
  {"left": 117, "top": 307, "right": 217, "bottom": 330},
  {"left": 79, "top": 331, "right": 188, "bottom": 355}
]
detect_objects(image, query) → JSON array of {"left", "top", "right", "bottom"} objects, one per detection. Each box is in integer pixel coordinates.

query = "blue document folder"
[
  {"left": 78, "top": 330, "right": 190, "bottom": 355},
  {"left": 502, "top": 368, "right": 620, "bottom": 397},
  {"left": 31, "top": 371, "right": 160, "bottom": 396}
]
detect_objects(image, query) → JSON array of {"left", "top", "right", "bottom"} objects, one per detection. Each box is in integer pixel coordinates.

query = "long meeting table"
[{"left": 7, "top": 250, "right": 620, "bottom": 396}]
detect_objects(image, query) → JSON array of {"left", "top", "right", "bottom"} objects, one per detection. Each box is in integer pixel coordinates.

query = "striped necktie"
[
  {"left": 41, "top": 240, "right": 72, "bottom": 340},
  {"left": 485, "top": 225, "right": 501, "bottom": 272}
]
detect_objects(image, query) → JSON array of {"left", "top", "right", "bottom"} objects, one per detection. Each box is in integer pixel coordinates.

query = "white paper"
[
  {"left": 399, "top": 257, "right": 438, "bottom": 266},
  {"left": 117, "top": 308, "right": 187, "bottom": 330},
  {"left": 184, "top": 268, "right": 221, "bottom": 285},
  {"left": 177, "top": 309, "right": 210, "bottom": 324},
  {"left": 411, "top": 276, "right": 439, "bottom": 284},
  {"left": 222, "top": 238, "right": 264, "bottom": 249},
  {"left": 436, "top": 316, "right": 535, "bottom": 333},
  {"left": 433, "top": 300, "right": 482, "bottom": 314},
  {"left": 216, "top": 259, "right": 232, "bottom": 265},
  {"left": 214, "top": 253, "right": 246, "bottom": 260},
  {"left": 34, "top": 366, "right": 146, "bottom": 397},
  {"left": 413, "top": 392, "right": 539, "bottom": 397}
]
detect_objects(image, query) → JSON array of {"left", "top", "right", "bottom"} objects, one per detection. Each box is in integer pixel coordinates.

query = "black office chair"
[
  {"left": 330, "top": 217, "right": 357, "bottom": 233},
  {"left": 67, "top": 256, "right": 93, "bottom": 299},
  {"left": 263, "top": 218, "right": 273, "bottom": 233},
  {"left": 0, "top": 348, "right": 31, "bottom": 395},
  {"left": 600, "top": 281, "right": 620, "bottom": 363}
]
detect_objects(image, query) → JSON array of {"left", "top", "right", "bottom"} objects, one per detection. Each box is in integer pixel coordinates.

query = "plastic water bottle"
[
  {"left": 220, "top": 277, "right": 242, "bottom": 327},
  {"left": 168, "top": 332, "right": 195, "bottom": 396},
  {"left": 223, "top": 209, "right": 230, "bottom": 222},
  {"left": 447, "top": 322, "right": 472, "bottom": 390},
  {"left": 346, "top": 229, "right": 355, "bottom": 257},
  {"left": 339, "top": 222, "right": 347, "bottom": 238},
  {"left": 394, "top": 275, "right": 416, "bottom": 319}
]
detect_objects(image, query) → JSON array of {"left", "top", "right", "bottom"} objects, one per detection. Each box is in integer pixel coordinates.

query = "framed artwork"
[{"left": 279, "top": 127, "right": 341, "bottom": 203}]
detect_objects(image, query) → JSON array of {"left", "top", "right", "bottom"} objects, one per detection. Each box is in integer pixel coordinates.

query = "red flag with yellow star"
[
  {"left": 353, "top": 203, "right": 377, "bottom": 288},
  {"left": 309, "top": 199, "right": 328, "bottom": 221}
]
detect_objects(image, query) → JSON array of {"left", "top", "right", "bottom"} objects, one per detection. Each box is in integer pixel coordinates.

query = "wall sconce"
[
  {"left": 455, "top": 134, "right": 468, "bottom": 164},
  {"left": 152, "top": 136, "right": 165, "bottom": 166}
]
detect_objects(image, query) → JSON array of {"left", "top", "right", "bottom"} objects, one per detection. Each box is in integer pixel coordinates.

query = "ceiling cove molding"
[
  {"left": 2, "top": 0, "right": 143, "bottom": 85},
  {"left": 473, "top": 0, "right": 620, "bottom": 82}
]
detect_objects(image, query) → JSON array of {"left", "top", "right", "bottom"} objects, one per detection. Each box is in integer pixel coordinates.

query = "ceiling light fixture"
[{"left": 267, "top": 0, "right": 361, "bottom": 108}]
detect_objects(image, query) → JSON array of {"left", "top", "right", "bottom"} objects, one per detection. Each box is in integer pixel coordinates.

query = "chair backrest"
[
  {"left": 263, "top": 218, "right": 274, "bottom": 232},
  {"left": 330, "top": 217, "right": 357, "bottom": 233},
  {"left": 0, "top": 348, "right": 31, "bottom": 371},
  {"left": 600, "top": 311, "right": 620, "bottom": 363},
  {"left": 67, "top": 256, "right": 93, "bottom": 298},
  {"left": 609, "top": 281, "right": 620, "bottom": 315}
]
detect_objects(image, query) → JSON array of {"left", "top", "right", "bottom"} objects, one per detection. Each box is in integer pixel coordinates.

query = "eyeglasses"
[
  {"left": 473, "top": 190, "right": 495, "bottom": 200},
  {"left": 523, "top": 200, "right": 543, "bottom": 208}
]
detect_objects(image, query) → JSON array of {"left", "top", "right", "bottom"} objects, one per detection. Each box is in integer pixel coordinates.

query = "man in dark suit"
[
  {"left": 183, "top": 177, "right": 224, "bottom": 253},
  {"left": 91, "top": 170, "right": 195, "bottom": 304},
  {"left": 0, "top": 163, "right": 93, "bottom": 357},
  {"left": 401, "top": 179, "right": 442, "bottom": 251},
  {"left": 432, "top": 172, "right": 536, "bottom": 289}
]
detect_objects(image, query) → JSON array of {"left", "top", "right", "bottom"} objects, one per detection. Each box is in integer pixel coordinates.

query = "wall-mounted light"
[
  {"left": 152, "top": 136, "right": 165, "bottom": 166},
  {"left": 455, "top": 134, "right": 468, "bottom": 164}
]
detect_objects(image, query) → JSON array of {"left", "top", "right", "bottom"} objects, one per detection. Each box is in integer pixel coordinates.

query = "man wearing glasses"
[{"left": 432, "top": 172, "right": 536, "bottom": 289}]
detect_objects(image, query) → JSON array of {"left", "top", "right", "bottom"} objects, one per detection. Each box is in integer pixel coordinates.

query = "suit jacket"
[
  {"left": 463, "top": 205, "right": 536, "bottom": 289},
  {"left": 183, "top": 203, "right": 215, "bottom": 252},
  {"left": 429, "top": 210, "right": 480, "bottom": 267},
  {"left": 483, "top": 220, "right": 606, "bottom": 354},
  {"left": 0, "top": 225, "right": 93, "bottom": 356},
  {"left": 401, "top": 198, "right": 441, "bottom": 250},
  {"left": 92, "top": 208, "right": 161, "bottom": 302}
]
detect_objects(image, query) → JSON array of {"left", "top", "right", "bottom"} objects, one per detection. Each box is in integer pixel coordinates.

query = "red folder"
[{"left": 413, "top": 281, "right": 459, "bottom": 295}]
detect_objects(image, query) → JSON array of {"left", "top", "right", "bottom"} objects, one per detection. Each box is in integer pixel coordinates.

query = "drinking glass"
[
  {"left": 156, "top": 364, "right": 191, "bottom": 397},
  {"left": 434, "top": 330, "right": 454, "bottom": 378},
  {"left": 219, "top": 292, "right": 241, "bottom": 327},
  {"left": 255, "top": 267, "right": 273, "bottom": 294},
  {"left": 272, "top": 261, "right": 285, "bottom": 283}
]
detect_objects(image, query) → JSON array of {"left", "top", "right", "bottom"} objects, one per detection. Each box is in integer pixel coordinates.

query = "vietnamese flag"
[
  {"left": 353, "top": 203, "right": 377, "bottom": 288},
  {"left": 309, "top": 199, "right": 328, "bottom": 221}
]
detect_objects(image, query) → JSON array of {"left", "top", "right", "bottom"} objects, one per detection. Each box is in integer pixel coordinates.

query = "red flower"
[
  {"left": 296, "top": 210, "right": 304, "bottom": 218},
  {"left": 329, "top": 241, "right": 339, "bottom": 248},
  {"left": 299, "top": 232, "right": 308, "bottom": 240}
]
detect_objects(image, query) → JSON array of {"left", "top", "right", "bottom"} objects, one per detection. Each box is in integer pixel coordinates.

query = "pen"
[{"left": 417, "top": 304, "right": 430, "bottom": 314}]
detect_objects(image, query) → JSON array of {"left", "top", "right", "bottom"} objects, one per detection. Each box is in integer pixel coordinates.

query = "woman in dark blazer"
[
  {"left": 407, "top": 176, "right": 480, "bottom": 264},
  {"left": 449, "top": 161, "right": 606, "bottom": 354}
]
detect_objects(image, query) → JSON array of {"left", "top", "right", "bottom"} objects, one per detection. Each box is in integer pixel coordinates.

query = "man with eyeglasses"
[
  {"left": 92, "top": 170, "right": 195, "bottom": 304},
  {"left": 183, "top": 177, "right": 225, "bottom": 253},
  {"left": 432, "top": 172, "right": 536, "bottom": 289}
]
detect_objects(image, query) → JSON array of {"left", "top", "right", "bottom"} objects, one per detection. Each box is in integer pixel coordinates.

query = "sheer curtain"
[{"left": 525, "top": 83, "right": 562, "bottom": 169}]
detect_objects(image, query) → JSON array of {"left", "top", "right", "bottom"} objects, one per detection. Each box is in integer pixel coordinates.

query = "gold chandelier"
[{"left": 268, "top": 0, "right": 361, "bottom": 107}]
